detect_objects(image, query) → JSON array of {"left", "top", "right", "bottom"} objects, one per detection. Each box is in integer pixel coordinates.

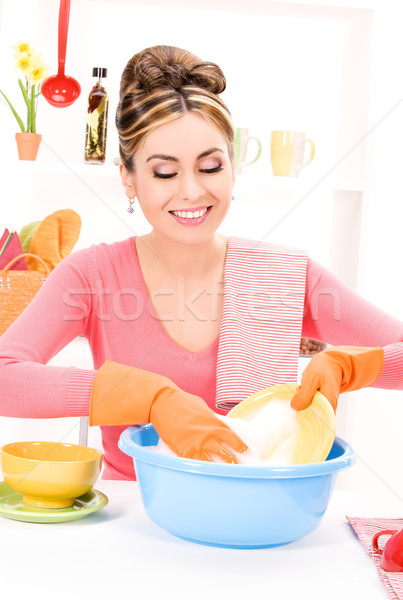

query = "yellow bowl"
[
  {"left": 228, "top": 384, "right": 336, "bottom": 464},
  {"left": 0, "top": 441, "right": 103, "bottom": 509}
]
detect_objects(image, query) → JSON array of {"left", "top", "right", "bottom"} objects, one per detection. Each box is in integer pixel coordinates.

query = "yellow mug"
[{"left": 271, "top": 131, "right": 315, "bottom": 177}]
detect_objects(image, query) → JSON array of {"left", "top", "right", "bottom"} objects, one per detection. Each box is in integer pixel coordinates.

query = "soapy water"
[{"left": 153, "top": 399, "right": 300, "bottom": 466}]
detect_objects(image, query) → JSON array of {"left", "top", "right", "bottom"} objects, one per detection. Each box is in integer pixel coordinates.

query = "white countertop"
[{"left": 0, "top": 482, "right": 400, "bottom": 600}]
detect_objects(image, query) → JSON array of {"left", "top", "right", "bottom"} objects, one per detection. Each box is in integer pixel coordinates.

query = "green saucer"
[{"left": 0, "top": 481, "right": 108, "bottom": 523}]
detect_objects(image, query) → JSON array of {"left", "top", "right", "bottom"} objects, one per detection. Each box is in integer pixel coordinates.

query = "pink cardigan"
[{"left": 0, "top": 237, "right": 402, "bottom": 479}]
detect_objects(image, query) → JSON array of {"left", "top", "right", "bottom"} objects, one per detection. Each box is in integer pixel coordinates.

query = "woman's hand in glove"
[
  {"left": 290, "top": 346, "right": 384, "bottom": 412},
  {"left": 90, "top": 361, "right": 248, "bottom": 463},
  {"left": 149, "top": 389, "right": 247, "bottom": 463}
]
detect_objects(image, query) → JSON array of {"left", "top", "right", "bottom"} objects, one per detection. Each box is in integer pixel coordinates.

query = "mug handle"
[
  {"left": 237, "top": 136, "right": 262, "bottom": 172},
  {"left": 246, "top": 136, "right": 262, "bottom": 166},
  {"left": 372, "top": 530, "right": 398, "bottom": 555},
  {"left": 300, "top": 138, "right": 316, "bottom": 169}
]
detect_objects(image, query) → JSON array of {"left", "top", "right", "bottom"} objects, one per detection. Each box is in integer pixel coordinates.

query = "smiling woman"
[
  {"left": 120, "top": 112, "right": 234, "bottom": 246},
  {"left": 0, "top": 45, "right": 403, "bottom": 482},
  {"left": 116, "top": 46, "right": 236, "bottom": 260}
]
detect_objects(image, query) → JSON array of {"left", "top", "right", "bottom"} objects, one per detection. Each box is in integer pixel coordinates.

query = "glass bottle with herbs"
[{"left": 84, "top": 68, "right": 108, "bottom": 163}]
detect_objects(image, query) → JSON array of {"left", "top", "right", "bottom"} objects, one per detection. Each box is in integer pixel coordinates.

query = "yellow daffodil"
[
  {"left": 0, "top": 41, "right": 50, "bottom": 133},
  {"left": 12, "top": 41, "right": 32, "bottom": 57},
  {"left": 28, "top": 55, "right": 49, "bottom": 85},
  {"left": 14, "top": 52, "right": 32, "bottom": 75}
]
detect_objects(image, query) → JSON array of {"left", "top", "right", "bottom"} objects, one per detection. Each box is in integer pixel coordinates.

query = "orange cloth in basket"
[{"left": 20, "top": 209, "right": 81, "bottom": 272}]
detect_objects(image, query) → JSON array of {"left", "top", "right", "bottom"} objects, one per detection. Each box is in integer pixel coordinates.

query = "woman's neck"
[{"left": 136, "top": 232, "right": 228, "bottom": 280}]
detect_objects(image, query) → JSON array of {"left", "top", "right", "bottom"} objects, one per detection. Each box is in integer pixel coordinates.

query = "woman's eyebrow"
[
  {"left": 198, "top": 147, "right": 224, "bottom": 160},
  {"left": 146, "top": 154, "right": 178, "bottom": 163},
  {"left": 146, "top": 148, "right": 224, "bottom": 163}
]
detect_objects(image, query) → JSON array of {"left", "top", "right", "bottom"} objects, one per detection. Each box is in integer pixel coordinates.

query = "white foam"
[
  {"left": 152, "top": 399, "right": 300, "bottom": 466},
  {"left": 217, "top": 400, "right": 299, "bottom": 465}
]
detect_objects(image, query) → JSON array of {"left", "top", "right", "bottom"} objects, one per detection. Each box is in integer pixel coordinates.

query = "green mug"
[{"left": 233, "top": 127, "right": 262, "bottom": 174}]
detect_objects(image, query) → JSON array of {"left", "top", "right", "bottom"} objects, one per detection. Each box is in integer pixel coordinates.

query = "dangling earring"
[
  {"left": 231, "top": 194, "right": 235, "bottom": 201},
  {"left": 127, "top": 197, "right": 136, "bottom": 213}
]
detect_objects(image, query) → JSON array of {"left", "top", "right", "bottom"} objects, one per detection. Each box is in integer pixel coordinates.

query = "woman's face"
[{"left": 121, "top": 112, "right": 235, "bottom": 246}]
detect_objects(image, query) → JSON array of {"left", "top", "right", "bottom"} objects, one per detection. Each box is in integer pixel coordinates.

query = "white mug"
[{"left": 233, "top": 127, "right": 262, "bottom": 174}]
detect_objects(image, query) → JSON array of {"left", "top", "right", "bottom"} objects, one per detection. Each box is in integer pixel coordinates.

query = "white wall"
[
  {"left": 341, "top": 0, "right": 403, "bottom": 497},
  {"left": 0, "top": 0, "right": 345, "bottom": 257},
  {"left": 0, "top": 0, "right": 402, "bottom": 495}
]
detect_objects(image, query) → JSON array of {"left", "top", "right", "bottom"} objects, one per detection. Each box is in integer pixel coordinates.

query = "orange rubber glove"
[
  {"left": 290, "top": 346, "right": 384, "bottom": 412},
  {"left": 89, "top": 360, "right": 248, "bottom": 463}
]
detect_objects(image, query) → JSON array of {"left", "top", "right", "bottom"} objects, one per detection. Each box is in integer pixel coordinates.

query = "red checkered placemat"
[{"left": 347, "top": 516, "right": 403, "bottom": 600}]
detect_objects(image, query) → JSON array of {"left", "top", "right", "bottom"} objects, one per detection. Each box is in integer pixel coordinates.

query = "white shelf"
[
  {"left": 0, "top": 157, "right": 121, "bottom": 177},
  {"left": 234, "top": 172, "right": 365, "bottom": 193},
  {"left": 0, "top": 158, "right": 365, "bottom": 195}
]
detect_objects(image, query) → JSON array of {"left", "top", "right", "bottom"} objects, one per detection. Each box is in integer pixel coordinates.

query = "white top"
[{"left": 0, "top": 482, "right": 396, "bottom": 600}]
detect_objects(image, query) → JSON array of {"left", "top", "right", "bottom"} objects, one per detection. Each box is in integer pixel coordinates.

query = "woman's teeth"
[{"left": 171, "top": 207, "right": 208, "bottom": 219}]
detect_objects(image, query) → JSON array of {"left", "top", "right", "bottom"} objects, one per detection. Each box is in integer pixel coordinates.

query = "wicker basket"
[{"left": 0, "top": 253, "right": 50, "bottom": 336}]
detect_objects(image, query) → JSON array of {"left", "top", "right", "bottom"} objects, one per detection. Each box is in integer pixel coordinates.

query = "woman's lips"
[{"left": 169, "top": 206, "right": 212, "bottom": 226}]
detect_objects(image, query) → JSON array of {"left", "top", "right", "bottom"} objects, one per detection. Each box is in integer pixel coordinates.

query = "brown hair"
[{"left": 115, "top": 45, "right": 234, "bottom": 172}]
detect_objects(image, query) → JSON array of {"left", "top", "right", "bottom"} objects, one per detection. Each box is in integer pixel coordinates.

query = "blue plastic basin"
[{"left": 119, "top": 425, "right": 355, "bottom": 548}]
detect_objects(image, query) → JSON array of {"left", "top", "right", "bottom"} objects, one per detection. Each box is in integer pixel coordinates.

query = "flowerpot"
[{"left": 15, "top": 132, "right": 42, "bottom": 161}]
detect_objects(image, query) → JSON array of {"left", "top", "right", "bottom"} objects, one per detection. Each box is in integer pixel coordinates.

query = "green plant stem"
[
  {"left": 26, "top": 79, "right": 30, "bottom": 132},
  {"left": 30, "top": 84, "right": 36, "bottom": 133},
  {"left": 0, "top": 89, "right": 25, "bottom": 132},
  {"left": 18, "top": 78, "right": 31, "bottom": 132}
]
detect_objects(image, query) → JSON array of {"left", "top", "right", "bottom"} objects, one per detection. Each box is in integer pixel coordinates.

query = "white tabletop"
[{"left": 0, "top": 482, "right": 400, "bottom": 600}]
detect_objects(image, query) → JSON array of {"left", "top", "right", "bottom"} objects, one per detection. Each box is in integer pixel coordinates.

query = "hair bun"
[
  {"left": 131, "top": 46, "right": 226, "bottom": 95},
  {"left": 117, "top": 46, "right": 233, "bottom": 174},
  {"left": 189, "top": 63, "right": 226, "bottom": 95},
  {"left": 135, "top": 60, "right": 192, "bottom": 92}
]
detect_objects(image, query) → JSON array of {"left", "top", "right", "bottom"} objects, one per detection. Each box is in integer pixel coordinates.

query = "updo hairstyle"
[{"left": 115, "top": 45, "right": 234, "bottom": 172}]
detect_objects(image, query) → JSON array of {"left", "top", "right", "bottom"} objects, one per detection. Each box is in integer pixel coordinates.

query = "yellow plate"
[{"left": 228, "top": 383, "right": 336, "bottom": 464}]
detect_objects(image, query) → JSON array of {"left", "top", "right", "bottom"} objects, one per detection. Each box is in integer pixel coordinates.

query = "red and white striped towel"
[
  {"left": 215, "top": 237, "right": 308, "bottom": 410},
  {"left": 347, "top": 516, "right": 403, "bottom": 599}
]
